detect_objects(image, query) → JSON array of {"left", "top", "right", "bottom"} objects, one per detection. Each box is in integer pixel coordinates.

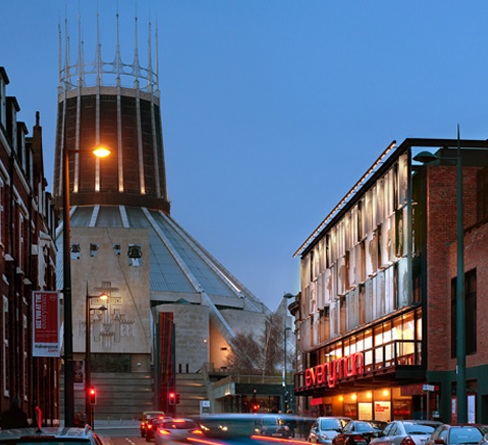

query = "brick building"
[
  {"left": 0, "top": 67, "right": 58, "bottom": 423},
  {"left": 291, "top": 137, "right": 488, "bottom": 423}
]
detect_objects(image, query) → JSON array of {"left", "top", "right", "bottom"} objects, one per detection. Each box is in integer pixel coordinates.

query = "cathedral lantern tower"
[
  {"left": 53, "top": 11, "right": 271, "bottom": 420},
  {"left": 53, "top": 14, "right": 170, "bottom": 213}
]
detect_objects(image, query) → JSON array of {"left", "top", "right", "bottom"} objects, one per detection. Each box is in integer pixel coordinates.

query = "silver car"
[
  {"left": 308, "top": 417, "right": 351, "bottom": 444},
  {"left": 370, "top": 420, "right": 442, "bottom": 445}
]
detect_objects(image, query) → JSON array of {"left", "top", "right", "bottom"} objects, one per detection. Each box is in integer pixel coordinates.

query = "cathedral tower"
[{"left": 53, "top": 11, "right": 271, "bottom": 419}]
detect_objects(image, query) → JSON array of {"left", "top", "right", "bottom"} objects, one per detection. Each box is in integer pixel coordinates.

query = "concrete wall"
[
  {"left": 155, "top": 304, "right": 210, "bottom": 373},
  {"left": 71, "top": 227, "right": 152, "bottom": 359}
]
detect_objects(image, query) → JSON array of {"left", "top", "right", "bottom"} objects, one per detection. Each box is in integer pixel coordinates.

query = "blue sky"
[{"left": 2, "top": 1, "right": 488, "bottom": 310}]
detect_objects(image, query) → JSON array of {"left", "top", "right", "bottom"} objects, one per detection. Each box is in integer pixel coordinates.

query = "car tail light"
[
  {"left": 401, "top": 437, "right": 416, "bottom": 445},
  {"left": 353, "top": 435, "right": 366, "bottom": 442},
  {"left": 147, "top": 424, "right": 153, "bottom": 430},
  {"left": 158, "top": 429, "right": 171, "bottom": 435},
  {"left": 190, "top": 429, "right": 204, "bottom": 435}
]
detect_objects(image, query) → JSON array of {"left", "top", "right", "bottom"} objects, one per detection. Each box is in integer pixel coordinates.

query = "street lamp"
[
  {"left": 62, "top": 144, "right": 111, "bottom": 426},
  {"left": 283, "top": 326, "right": 292, "bottom": 413},
  {"left": 282, "top": 293, "right": 296, "bottom": 413},
  {"left": 413, "top": 126, "right": 466, "bottom": 423},
  {"left": 85, "top": 285, "right": 108, "bottom": 428}
]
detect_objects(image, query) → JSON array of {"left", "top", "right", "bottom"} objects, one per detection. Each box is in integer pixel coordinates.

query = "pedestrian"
[{"left": 0, "top": 397, "right": 29, "bottom": 429}]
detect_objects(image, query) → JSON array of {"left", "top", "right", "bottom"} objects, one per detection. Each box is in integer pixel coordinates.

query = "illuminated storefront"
[{"left": 291, "top": 138, "right": 488, "bottom": 423}]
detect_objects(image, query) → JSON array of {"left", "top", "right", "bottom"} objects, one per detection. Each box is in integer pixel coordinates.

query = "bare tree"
[
  {"left": 261, "top": 314, "right": 283, "bottom": 375},
  {"left": 226, "top": 332, "right": 261, "bottom": 373},
  {"left": 226, "top": 315, "right": 285, "bottom": 375}
]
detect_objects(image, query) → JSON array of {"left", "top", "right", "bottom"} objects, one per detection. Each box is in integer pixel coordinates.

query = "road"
[{"left": 92, "top": 422, "right": 141, "bottom": 444}]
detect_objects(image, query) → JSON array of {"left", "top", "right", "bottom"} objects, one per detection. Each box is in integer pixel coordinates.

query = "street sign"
[{"left": 423, "top": 384, "right": 435, "bottom": 392}]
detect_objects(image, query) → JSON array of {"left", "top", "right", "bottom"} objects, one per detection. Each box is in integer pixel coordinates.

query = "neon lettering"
[{"left": 305, "top": 352, "right": 365, "bottom": 389}]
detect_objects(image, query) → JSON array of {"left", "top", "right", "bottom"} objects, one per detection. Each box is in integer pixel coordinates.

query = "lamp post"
[
  {"left": 85, "top": 285, "right": 108, "bottom": 428},
  {"left": 282, "top": 326, "right": 292, "bottom": 413},
  {"left": 61, "top": 143, "right": 111, "bottom": 426},
  {"left": 454, "top": 129, "right": 467, "bottom": 424},
  {"left": 413, "top": 126, "right": 466, "bottom": 423},
  {"left": 282, "top": 293, "right": 295, "bottom": 413},
  {"left": 62, "top": 131, "right": 74, "bottom": 427}
]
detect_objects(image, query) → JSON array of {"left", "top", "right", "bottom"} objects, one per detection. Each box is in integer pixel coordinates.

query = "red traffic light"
[
  {"left": 89, "top": 387, "right": 97, "bottom": 405},
  {"left": 169, "top": 391, "right": 176, "bottom": 405}
]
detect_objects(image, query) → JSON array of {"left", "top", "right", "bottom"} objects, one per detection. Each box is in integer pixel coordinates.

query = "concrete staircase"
[
  {"left": 61, "top": 372, "right": 208, "bottom": 421},
  {"left": 61, "top": 372, "right": 154, "bottom": 421}
]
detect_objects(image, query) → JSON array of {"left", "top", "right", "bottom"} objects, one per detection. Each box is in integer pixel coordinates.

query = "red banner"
[{"left": 32, "top": 291, "right": 60, "bottom": 357}]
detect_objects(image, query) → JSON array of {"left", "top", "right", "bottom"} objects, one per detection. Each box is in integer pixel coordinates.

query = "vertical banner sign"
[{"left": 32, "top": 291, "right": 60, "bottom": 357}]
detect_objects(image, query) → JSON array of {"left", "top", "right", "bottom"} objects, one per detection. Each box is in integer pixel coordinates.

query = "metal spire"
[
  {"left": 133, "top": 15, "right": 140, "bottom": 87},
  {"left": 155, "top": 20, "right": 160, "bottom": 92},
  {"left": 96, "top": 10, "right": 102, "bottom": 87},
  {"left": 147, "top": 21, "right": 153, "bottom": 91},
  {"left": 115, "top": 11, "right": 122, "bottom": 86},
  {"left": 77, "top": 12, "right": 85, "bottom": 87},
  {"left": 58, "top": 19, "right": 63, "bottom": 87}
]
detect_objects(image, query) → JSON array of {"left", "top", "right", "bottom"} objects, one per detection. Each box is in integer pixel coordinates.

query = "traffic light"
[
  {"left": 176, "top": 393, "right": 181, "bottom": 404},
  {"left": 169, "top": 391, "right": 176, "bottom": 405},
  {"left": 89, "top": 387, "right": 97, "bottom": 405}
]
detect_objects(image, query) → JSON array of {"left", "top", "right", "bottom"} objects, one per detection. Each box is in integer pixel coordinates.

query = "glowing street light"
[{"left": 62, "top": 144, "right": 111, "bottom": 426}]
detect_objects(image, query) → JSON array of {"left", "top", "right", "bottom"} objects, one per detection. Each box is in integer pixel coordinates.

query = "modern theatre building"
[{"left": 291, "top": 137, "right": 488, "bottom": 424}]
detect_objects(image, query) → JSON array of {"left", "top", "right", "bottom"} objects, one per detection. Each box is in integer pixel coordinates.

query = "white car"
[
  {"left": 154, "top": 418, "right": 201, "bottom": 445},
  {"left": 370, "top": 420, "right": 442, "bottom": 445}
]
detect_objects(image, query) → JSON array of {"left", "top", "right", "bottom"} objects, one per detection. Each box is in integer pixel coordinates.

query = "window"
[
  {"left": 90, "top": 243, "right": 99, "bottom": 258},
  {"left": 477, "top": 166, "right": 488, "bottom": 221},
  {"left": 128, "top": 244, "right": 142, "bottom": 266},
  {"left": 0, "top": 179, "right": 3, "bottom": 247},
  {"left": 3, "top": 295, "right": 9, "bottom": 396},
  {"left": 71, "top": 243, "right": 81, "bottom": 260},
  {"left": 451, "top": 269, "right": 477, "bottom": 357}
]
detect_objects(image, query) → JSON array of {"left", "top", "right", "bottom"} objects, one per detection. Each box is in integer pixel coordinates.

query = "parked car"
[
  {"left": 140, "top": 410, "right": 165, "bottom": 437},
  {"left": 308, "top": 417, "right": 352, "bottom": 444},
  {"left": 426, "top": 424, "right": 488, "bottom": 445},
  {"left": 479, "top": 431, "right": 488, "bottom": 445},
  {"left": 256, "top": 415, "right": 293, "bottom": 438},
  {"left": 333, "top": 420, "right": 387, "bottom": 445},
  {"left": 146, "top": 417, "right": 166, "bottom": 442},
  {"left": 370, "top": 420, "right": 442, "bottom": 445},
  {"left": 154, "top": 418, "right": 202, "bottom": 445},
  {"left": 0, "top": 426, "right": 105, "bottom": 445}
]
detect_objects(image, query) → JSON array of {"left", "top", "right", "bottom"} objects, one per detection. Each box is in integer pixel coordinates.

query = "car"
[
  {"left": 0, "top": 425, "right": 105, "bottom": 445},
  {"left": 255, "top": 415, "right": 293, "bottom": 438},
  {"left": 195, "top": 413, "right": 313, "bottom": 439},
  {"left": 333, "top": 420, "right": 388, "bottom": 445},
  {"left": 370, "top": 420, "right": 442, "bottom": 445},
  {"left": 479, "top": 431, "right": 488, "bottom": 445},
  {"left": 146, "top": 417, "right": 166, "bottom": 442},
  {"left": 140, "top": 411, "right": 165, "bottom": 437},
  {"left": 154, "top": 418, "right": 202, "bottom": 445},
  {"left": 425, "top": 424, "right": 488, "bottom": 445},
  {"left": 308, "top": 417, "right": 352, "bottom": 444}
]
